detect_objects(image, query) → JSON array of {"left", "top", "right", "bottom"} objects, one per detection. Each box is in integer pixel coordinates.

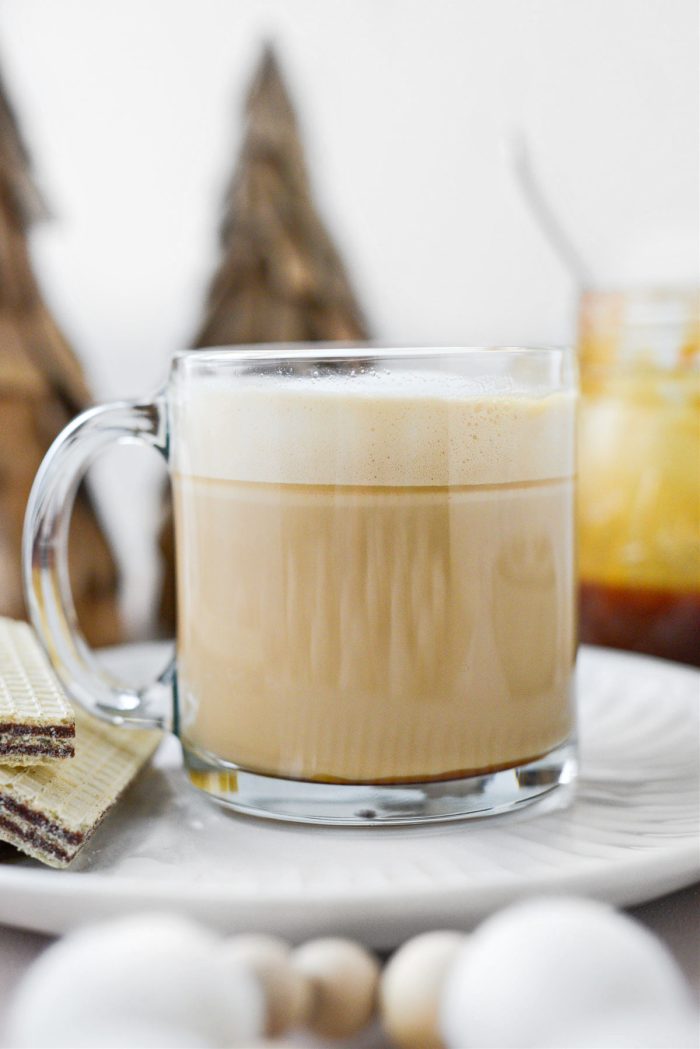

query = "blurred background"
[{"left": 0, "top": 0, "right": 697, "bottom": 637}]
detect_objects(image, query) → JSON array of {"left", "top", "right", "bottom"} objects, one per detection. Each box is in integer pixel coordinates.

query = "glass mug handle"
[{"left": 22, "top": 398, "right": 174, "bottom": 730}]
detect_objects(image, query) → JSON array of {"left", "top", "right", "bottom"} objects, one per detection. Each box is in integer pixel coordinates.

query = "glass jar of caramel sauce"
[{"left": 577, "top": 287, "right": 700, "bottom": 666}]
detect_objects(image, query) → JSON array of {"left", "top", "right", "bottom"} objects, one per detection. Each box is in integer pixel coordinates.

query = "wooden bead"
[
  {"left": 379, "top": 931, "right": 466, "bottom": 1049},
  {"left": 221, "top": 934, "right": 312, "bottom": 1036},
  {"left": 247, "top": 1044, "right": 298, "bottom": 1048},
  {"left": 292, "top": 937, "right": 380, "bottom": 1038}
]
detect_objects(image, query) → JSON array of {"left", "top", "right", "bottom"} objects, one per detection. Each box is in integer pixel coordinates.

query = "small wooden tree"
[
  {"left": 0, "top": 72, "right": 121, "bottom": 646},
  {"left": 157, "top": 44, "right": 370, "bottom": 632},
  {"left": 194, "top": 44, "right": 369, "bottom": 347}
]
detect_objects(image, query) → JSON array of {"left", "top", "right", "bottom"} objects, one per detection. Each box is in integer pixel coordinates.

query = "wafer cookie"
[
  {"left": 0, "top": 617, "right": 75, "bottom": 764},
  {"left": 0, "top": 705, "right": 161, "bottom": 867}
]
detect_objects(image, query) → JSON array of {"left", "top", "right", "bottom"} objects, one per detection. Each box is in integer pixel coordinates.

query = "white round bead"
[
  {"left": 292, "top": 937, "right": 380, "bottom": 1038},
  {"left": 42, "top": 1020, "right": 213, "bottom": 1048},
  {"left": 440, "top": 897, "right": 695, "bottom": 1049},
  {"left": 380, "top": 930, "right": 465, "bottom": 1049},
  {"left": 7, "top": 913, "right": 264, "bottom": 1049},
  {"left": 220, "top": 934, "right": 312, "bottom": 1035},
  {"left": 564, "top": 1007, "right": 700, "bottom": 1048}
]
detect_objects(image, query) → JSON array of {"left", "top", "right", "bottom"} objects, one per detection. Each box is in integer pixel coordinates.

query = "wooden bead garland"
[
  {"left": 9, "top": 902, "right": 696, "bottom": 1049},
  {"left": 221, "top": 929, "right": 461, "bottom": 1046}
]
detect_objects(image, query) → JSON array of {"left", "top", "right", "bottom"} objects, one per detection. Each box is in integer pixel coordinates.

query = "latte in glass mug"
[
  {"left": 173, "top": 364, "right": 576, "bottom": 783},
  {"left": 24, "top": 348, "right": 577, "bottom": 823}
]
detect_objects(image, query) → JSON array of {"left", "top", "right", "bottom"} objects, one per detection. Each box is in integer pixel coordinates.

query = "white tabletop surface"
[{"left": 0, "top": 883, "right": 697, "bottom": 1048}]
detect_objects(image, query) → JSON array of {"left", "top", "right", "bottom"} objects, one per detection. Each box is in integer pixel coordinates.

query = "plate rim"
[
  {"left": 0, "top": 644, "right": 698, "bottom": 935},
  {"left": 0, "top": 833, "right": 698, "bottom": 904}
]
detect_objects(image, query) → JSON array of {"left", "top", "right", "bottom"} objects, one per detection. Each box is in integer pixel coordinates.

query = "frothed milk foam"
[{"left": 173, "top": 369, "right": 575, "bottom": 783}]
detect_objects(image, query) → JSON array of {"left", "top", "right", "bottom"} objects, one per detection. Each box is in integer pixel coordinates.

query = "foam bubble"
[{"left": 171, "top": 369, "right": 575, "bottom": 486}]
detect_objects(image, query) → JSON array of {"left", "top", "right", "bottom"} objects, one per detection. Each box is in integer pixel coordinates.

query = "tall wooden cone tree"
[
  {"left": 194, "top": 44, "right": 369, "bottom": 347},
  {"left": 0, "top": 73, "right": 120, "bottom": 645},
  {"left": 158, "top": 44, "right": 370, "bottom": 631}
]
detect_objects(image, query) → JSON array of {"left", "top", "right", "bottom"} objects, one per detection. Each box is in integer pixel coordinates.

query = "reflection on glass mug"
[
  {"left": 24, "top": 346, "right": 577, "bottom": 824},
  {"left": 493, "top": 536, "right": 563, "bottom": 700}
]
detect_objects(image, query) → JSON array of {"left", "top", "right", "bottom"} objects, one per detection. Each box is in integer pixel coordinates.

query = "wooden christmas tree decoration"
[
  {"left": 157, "top": 44, "right": 370, "bottom": 631},
  {"left": 193, "top": 44, "right": 369, "bottom": 347},
  {"left": 0, "top": 72, "right": 121, "bottom": 646}
]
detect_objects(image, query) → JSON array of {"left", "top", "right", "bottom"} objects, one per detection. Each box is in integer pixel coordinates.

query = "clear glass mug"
[{"left": 24, "top": 346, "right": 578, "bottom": 824}]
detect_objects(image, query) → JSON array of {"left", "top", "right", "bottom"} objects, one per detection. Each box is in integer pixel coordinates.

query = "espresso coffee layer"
[{"left": 173, "top": 370, "right": 576, "bottom": 783}]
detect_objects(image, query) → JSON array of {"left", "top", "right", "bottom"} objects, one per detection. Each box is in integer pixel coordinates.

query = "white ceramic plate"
[{"left": 0, "top": 646, "right": 697, "bottom": 948}]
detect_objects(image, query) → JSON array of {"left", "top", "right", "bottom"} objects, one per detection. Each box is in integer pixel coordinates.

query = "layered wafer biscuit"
[
  {"left": 0, "top": 618, "right": 75, "bottom": 764},
  {"left": 0, "top": 705, "right": 161, "bottom": 867}
]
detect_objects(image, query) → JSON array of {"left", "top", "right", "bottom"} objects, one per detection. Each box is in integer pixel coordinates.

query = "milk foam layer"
[{"left": 172, "top": 370, "right": 575, "bottom": 486}]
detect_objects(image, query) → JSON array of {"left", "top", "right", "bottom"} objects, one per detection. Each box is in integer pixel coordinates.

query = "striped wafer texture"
[
  {"left": 0, "top": 617, "right": 75, "bottom": 763},
  {"left": 0, "top": 703, "right": 161, "bottom": 867}
]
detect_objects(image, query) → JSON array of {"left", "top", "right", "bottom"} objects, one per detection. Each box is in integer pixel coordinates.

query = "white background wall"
[{"left": 0, "top": 0, "right": 697, "bottom": 633}]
